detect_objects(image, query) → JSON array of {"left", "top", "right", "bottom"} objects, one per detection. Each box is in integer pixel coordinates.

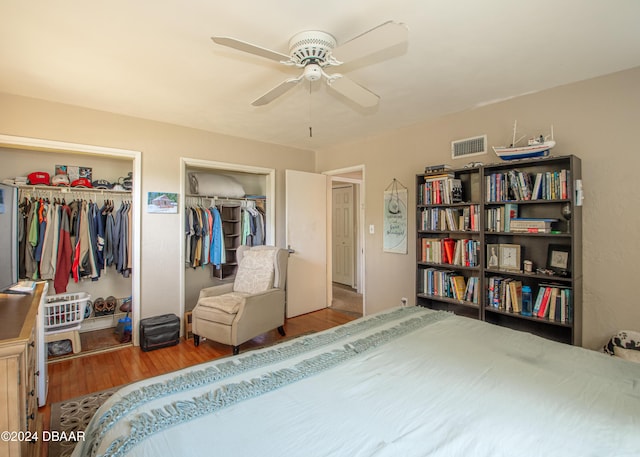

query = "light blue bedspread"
[{"left": 73, "top": 306, "right": 640, "bottom": 457}]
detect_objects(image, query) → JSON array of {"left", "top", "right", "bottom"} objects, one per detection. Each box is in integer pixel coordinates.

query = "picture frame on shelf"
[
  {"left": 498, "top": 244, "right": 521, "bottom": 272},
  {"left": 486, "top": 244, "right": 500, "bottom": 269},
  {"left": 547, "top": 244, "right": 571, "bottom": 276}
]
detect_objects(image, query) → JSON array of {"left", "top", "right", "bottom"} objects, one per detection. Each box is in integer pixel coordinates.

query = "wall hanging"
[{"left": 383, "top": 178, "right": 408, "bottom": 254}]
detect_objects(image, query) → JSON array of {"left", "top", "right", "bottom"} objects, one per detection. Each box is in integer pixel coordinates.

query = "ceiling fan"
[{"left": 211, "top": 21, "right": 408, "bottom": 108}]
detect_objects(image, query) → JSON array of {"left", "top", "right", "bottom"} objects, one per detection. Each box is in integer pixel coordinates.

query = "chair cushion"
[
  {"left": 233, "top": 249, "right": 276, "bottom": 294},
  {"left": 194, "top": 292, "right": 249, "bottom": 325}
]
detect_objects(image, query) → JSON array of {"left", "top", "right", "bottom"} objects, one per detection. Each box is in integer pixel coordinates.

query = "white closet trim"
[
  {"left": 0, "top": 133, "right": 142, "bottom": 346},
  {"left": 179, "top": 157, "right": 276, "bottom": 333}
]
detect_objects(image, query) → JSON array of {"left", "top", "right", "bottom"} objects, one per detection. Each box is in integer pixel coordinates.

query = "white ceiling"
[{"left": 1, "top": 0, "right": 639, "bottom": 151}]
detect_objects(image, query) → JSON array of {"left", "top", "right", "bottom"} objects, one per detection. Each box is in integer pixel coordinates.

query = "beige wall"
[
  {"left": 0, "top": 92, "right": 315, "bottom": 319},
  {"left": 317, "top": 66, "right": 640, "bottom": 350},
  {"left": 2, "top": 67, "right": 638, "bottom": 349}
]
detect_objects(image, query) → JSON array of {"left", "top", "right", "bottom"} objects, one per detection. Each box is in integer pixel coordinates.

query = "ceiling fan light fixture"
[
  {"left": 303, "top": 63, "right": 323, "bottom": 81},
  {"left": 288, "top": 30, "right": 337, "bottom": 66}
]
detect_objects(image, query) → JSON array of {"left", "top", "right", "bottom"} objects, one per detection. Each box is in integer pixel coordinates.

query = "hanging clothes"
[
  {"left": 184, "top": 203, "right": 226, "bottom": 269},
  {"left": 17, "top": 190, "right": 133, "bottom": 290},
  {"left": 54, "top": 204, "right": 72, "bottom": 293}
]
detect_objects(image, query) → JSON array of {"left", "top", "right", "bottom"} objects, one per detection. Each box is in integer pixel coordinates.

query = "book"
[
  {"left": 424, "top": 164, "right": 453, "bottom": 174},
  {"left": 504, "top": 203, "right": 518, "bottom": 232},
  {"left": 450, "top": 178, "right": 463, "bottom": 203},
  {"left": 531, "top": 173, "right": 543, "bottom": 200},
  {"left": 509, "top": 280, "right": 522, "bottom": 313},
  {"left": 451, "top": 276, "right": 467, "bottom": 301},
  {"left": 443, "top": 238, "right": 456, "bottom": 264},
  {"left": 548, "top": 287, "right": 559, "bottom": 320},
  {"left": 533, "top": 287, "right": 545, "bottom": 315},
  {"left": 537, "top": 287, "right": 552, "bottom": 318},
  {"left": 8, "top": 280, "right": 36, "bottom": 293}
]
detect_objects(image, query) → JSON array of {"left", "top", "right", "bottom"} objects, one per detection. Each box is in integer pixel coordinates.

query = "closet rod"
[{"left": 18, "top": 184, "right": 132, "bottom": 195}]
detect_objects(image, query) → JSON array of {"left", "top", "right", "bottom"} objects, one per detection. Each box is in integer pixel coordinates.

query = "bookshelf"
[
  {"left": 416, "top": 155, "right": 582, "bottom": 345},
  {"left": 416, "top": 166, "right": 483, "bottom": 320}
]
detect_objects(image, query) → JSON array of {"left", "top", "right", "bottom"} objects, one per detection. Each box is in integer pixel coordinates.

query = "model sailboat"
[{"left": 493, "top": 121, "right": 555, "bottom": 160}]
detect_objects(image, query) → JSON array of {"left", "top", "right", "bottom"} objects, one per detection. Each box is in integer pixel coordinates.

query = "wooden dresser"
[{"left": 0, "top": 283, "right": 45, "bottom": 457}]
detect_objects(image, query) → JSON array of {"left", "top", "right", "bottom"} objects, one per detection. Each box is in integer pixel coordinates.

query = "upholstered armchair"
[{"left": 192, "top": 245, "right": 288, "bottom": 355}]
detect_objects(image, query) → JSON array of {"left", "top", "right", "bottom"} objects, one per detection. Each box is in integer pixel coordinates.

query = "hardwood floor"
[{"left": 39, "top": 307, "right": 356, "bottom": 450}]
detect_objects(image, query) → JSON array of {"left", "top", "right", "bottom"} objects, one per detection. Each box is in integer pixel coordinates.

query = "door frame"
[
  {"left": 331, "top": 183, "right": 355, "bottom": 287},
  {"left": 323, "top": 165, "right": 365, "bottom": 314},
  {"left": 178, "top": 158, "right": 276, "bottom": 331},
  {"left": 0, "top": 133, "right": 142, "bottom": 344}
]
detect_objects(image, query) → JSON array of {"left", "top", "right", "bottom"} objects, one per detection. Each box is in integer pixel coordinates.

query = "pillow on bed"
[{"left": 188, "top": 172, "right": 245, "bottom": 198}]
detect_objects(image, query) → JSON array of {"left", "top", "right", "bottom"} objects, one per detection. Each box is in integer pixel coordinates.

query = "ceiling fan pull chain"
[{"left": 308, "top": 81, "right": 313, "bottom": 138}]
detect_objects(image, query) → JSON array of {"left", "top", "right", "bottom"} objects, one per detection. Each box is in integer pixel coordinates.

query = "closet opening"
[
  {"left": 0, "top": 134, "right": 141, "bottom": 365},
  {"left": 179, "top": 158, "right": 275, "bottom": 337}
]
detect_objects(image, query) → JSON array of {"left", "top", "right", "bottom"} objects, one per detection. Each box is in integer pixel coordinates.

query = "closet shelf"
[
  {"left": 18, "top": 184, "right": 132, "bottom": 195},
  {"left": 185, "top": 193, "right": 265, "bottom": 202}
]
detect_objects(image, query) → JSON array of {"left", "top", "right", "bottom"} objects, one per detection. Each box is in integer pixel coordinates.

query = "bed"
[{"left": 72, "top": 306, "right": 640, "bottom": 457}]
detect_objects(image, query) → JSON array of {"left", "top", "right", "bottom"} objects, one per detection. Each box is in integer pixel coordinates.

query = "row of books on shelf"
[
  {"left": 485, "top": 169, "right": 570, "bottom": 202},
  {"left": 487, "top": 277, "right": 572, "bottom": 322},
  {"left": 419, "top": 268, "right": 480, "bottom": 304},
  {"left": 420, "top": 205, "right": 480, "bottom": 232},
  {"left": 420, "top": 237, "right": 480, "bottom": 267},
  {"left": 418, "top": 176, "right": 463, "bottom": 205},
  {"left": 485, "top": 203, "right": 558, "bottom": 233},
  {"left": 533, "top": 284, "right": 572, "bottom": 322}
]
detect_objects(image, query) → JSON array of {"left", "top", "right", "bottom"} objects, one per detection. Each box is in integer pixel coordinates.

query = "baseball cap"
[
  {"left": 92, "top": 179, "right": 113, "bottom": 189},
  {"left": 51, "top": 174, "right": 70, "bottom": 186},
  {"left": 27, "top": 171, "right": 50, "bottom": 185},
  {"left": 71, "top": 178, "right": 93, "bottom": 188}
]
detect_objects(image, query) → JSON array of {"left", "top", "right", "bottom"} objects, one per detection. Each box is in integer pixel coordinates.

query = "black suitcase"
[{"left": 139, "top": 314, "right": 180, "bottom": 351}]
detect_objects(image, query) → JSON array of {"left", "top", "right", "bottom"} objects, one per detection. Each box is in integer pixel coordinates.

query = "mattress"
[{"left": 72, "top": 306, "right": 640, "bottom": 457}]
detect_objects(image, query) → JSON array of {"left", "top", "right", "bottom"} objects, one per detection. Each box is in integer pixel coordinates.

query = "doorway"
[{"left": 326, "top": 166, "right": 365, "bottom": 317}]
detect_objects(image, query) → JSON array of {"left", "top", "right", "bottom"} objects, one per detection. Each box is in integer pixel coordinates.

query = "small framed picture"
[
  {"left": 486, "top": 244, "right": 500, "bottom": 269},
  {"left": 147, "top": 192, "right": 178, "bottom": 214},
  {"left": 546, "top": 244, "right": 570, "bottom": 276}
]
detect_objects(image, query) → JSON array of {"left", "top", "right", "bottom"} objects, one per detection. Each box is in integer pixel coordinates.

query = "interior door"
[
  {"left": 332, "top": 185, "right": 354, "bottom": 286},
  {"left": 285, "top": 170, "right": 328, "bottom": 318}
]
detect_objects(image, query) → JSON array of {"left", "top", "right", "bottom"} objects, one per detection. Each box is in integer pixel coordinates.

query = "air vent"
[{"left": 451, "top": 135, "right": 487, "bottom": 159}]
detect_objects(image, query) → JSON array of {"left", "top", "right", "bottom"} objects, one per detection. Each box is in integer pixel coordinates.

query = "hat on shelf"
[
  {"left": 92, "top": 179, "right": 113, "bottom": 189},
  {"left": 27, "top": 171, "right": 50, "bottom": 185},
  {"left": 51, "top": 174, "right": 70, "bottom": 187},
  {"left": 71, "top": 177, "right": 93, "bottom": 188}
]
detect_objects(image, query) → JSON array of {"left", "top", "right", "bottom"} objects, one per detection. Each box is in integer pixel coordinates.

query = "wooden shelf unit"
[{"left": 416, "top": 155, "right": 582, "bottom": 345}]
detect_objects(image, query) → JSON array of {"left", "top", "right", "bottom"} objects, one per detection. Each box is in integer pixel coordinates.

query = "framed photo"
[
  {"left": 147, "top": 192, "right": 178, "bottom": 214},
  {"left": 486, "top": 244, "right": 500, "bottom": 269},
  {"left": 547, "top": 244, "right": 570, "bottom": 276},
  {"left": 498, "top": 243, "right": 521, "bottom": 272}
]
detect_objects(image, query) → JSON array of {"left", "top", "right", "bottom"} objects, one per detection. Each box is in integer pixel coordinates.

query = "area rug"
[{"left": 49, "top": 386, "right": 120, "bottom": 457}]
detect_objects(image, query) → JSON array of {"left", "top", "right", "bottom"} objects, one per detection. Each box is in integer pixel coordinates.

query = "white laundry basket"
[
  {"left": 44, "top": 292, "right": 91, "bottom": 354},
  {"left": 44, "top": 292, "right": 90, "bottom": 330}
]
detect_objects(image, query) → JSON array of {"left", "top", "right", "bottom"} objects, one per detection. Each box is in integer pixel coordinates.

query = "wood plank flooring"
[{"left": 39, "top": 307, "right": 356, "bottom": 454}]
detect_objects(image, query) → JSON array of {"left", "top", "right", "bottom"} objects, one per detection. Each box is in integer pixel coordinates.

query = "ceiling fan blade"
[
  {"left": 212, "top": 36, "right": 291, "bottom": 63},
  {"left": 327, "top": 75, "right": 379, "bottom": 108},
  {"left": 251, "top": 77, "right": 302, "bottom": 106},
  {"left": 332, "top": 21, "right": 408, "bottom": 63}
]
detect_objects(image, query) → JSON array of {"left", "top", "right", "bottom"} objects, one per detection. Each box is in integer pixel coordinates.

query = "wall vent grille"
[{"left": 451, "top": 135, "right": 487, "bottom": 159}]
